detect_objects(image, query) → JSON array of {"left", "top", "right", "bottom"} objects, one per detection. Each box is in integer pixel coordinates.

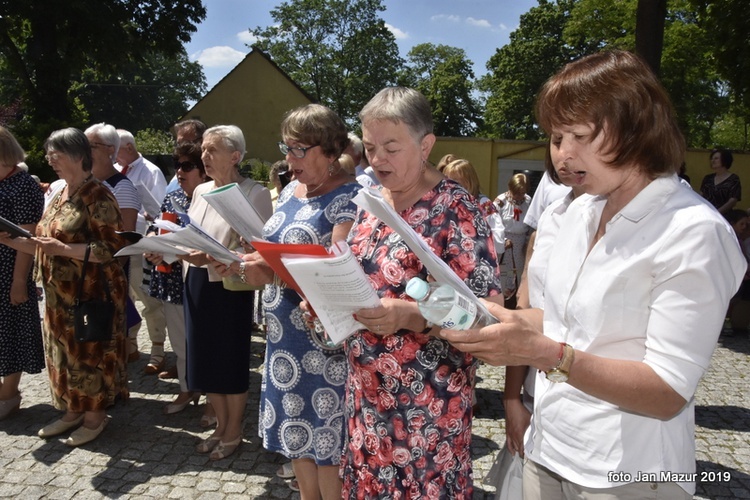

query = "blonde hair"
[
  {"left": 508, "top": 173, "right": 528, "bottom": 196},
  {"left": 338, "top": 154, "right": 356, "bottom": 175},
  {"left": 436, "top": 153, "right": 459, "bottom": 172},
  {"left": 0, "top": 127, "right": 25, "bottom": 168},
  {"left": 442, "top": 159, "right": 480, "bottom": 198}
]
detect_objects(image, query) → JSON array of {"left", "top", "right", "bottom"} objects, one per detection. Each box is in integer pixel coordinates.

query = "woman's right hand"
[
  {"left": 503, "top": 397, "right": 531, "bottom": 457},
  {"left": 144, "top": 252, "right": 165, "bottom": 266}
]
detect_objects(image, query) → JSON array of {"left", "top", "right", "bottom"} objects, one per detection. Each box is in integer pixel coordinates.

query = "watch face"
[{"left": 546, "top": 369, "right": 568, "bottom": 383}]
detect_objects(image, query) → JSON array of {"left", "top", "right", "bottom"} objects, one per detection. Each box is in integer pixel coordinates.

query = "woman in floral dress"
[
  {"left": 344, "top": 87, "right": 503, "bottom": 499},
  {"left": 1, "top": 128, "right": 128, "bottom": 446}
]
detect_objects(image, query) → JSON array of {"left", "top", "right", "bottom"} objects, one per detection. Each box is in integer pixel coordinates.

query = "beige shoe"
[
  {"left": 38, "top": 414, "right": 84, "bottom": 438},
  {"left": 196, "top": 435, "right": 222, "bottom": 454},
  {"left": 64, "top": 417, "right": 109, "bottom": 447}
]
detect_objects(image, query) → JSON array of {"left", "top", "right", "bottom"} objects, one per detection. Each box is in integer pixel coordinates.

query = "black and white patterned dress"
[{"left": 0, "top": 170, "right": 44, "bottom": 376}]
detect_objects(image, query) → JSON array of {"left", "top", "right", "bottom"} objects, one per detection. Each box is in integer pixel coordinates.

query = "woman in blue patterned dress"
[
  {"left": 0, "top": 127, "right": 44, "bottom": 419},
  {"left": 216, "top": 104, "right": 360, "bottom": 499}
]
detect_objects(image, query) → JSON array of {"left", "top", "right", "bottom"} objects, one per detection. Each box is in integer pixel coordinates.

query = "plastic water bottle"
[{"left": 405, "top": 277, "right": 496, "bottom": 330}]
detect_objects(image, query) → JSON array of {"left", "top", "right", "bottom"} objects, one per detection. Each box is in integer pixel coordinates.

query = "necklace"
[
  {"left": 305, "top": 177, "right": 328, "bottom": 196},
  {"left": 55, "top": 175, "right": 92, "bottom": 209},
  {"left": 0, "top": 165, "right": 17, "bottom": 182}
]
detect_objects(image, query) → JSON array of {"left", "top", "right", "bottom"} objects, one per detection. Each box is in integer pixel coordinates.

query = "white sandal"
[{"left": 276, "top": 461, "right": 295, "bottom": 479}]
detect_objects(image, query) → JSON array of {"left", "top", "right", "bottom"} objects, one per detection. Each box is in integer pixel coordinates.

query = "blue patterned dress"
[{"left": 259, "top": 180, "right": 360, "bottom": 465}]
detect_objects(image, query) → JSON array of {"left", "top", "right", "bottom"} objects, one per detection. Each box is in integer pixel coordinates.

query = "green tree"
[
  {"left": 75, "top": 48, "right": 206, "bottom": 133},
  {"left": 480, "top": 0, "right": 578, "bottom": 139},
  {"left": 0, "top": 1, "right": 205, "bottom": 126},
  {"left": 252, "top": 0, "right": 402, "bottom": 125},
  {"left": 402, "top": 43, "right": 482, "bottom": 137}
]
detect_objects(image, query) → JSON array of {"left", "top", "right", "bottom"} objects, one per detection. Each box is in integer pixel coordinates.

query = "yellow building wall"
[
  {"left": 433, "top": 137, "right": 749, "bottom": 210},
  {"left": 183, "top": 50, "right": 312, "bottom": 163}
]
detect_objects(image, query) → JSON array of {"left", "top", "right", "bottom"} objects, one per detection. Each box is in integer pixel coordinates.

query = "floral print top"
[{"left": 342, "top": 178, "right": 501, "bottom": 499}]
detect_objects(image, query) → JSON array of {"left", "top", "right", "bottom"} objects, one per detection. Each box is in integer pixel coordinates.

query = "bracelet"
[
  {"left": 238, "top": 262, "right": 247, "bottom": 284},
  {"left": 550, "top": 342, "right": 566, "bottom": 370}
]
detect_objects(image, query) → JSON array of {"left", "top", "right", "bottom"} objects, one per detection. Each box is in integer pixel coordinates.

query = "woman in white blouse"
[{"left": 442, "top": 50, "right": 746, "bottom": 499}]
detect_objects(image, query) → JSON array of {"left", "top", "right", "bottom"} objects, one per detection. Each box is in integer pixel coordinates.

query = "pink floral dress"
[{"left": 342, "top": 179, "right": 502, "bottom": 499}]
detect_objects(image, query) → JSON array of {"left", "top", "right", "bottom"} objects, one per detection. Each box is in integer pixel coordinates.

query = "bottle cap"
[{"left": 405, "top": 277, "right": 430, "bottom": 301}]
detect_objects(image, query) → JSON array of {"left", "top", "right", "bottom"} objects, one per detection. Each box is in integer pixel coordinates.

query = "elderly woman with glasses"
[
  {"left": 181, "top": 125, "right": 272, "bottom": 461},
  {"left": 0, "top": 128, "right": 129, "bottom": 446},
  {"left": 339, "top": 87, "right": 503, "bottom": 498},
  {"left": 213, "top": 104, "right": 360, "bottom": 498},
  {"left": 143, "top": 142, "right": 209, "bottom": 416}
]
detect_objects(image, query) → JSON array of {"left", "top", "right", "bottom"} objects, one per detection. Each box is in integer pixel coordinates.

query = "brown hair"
[
  {"left": 281, "top": 104, "right": 349, "bottom": 159},
  {"left": 535, "top": 50, "right": 685, "bottom": 177},
  {"left": 436, "top": 153, "right": 459, "bottom": 172},
  {"left": 442, "top": 159, "right": 480, "bottom": 198}
]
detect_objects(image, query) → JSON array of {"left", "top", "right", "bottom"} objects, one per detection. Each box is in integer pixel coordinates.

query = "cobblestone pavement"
[{"left": 0, "top": 309, "right": 748, "bottom": 499}]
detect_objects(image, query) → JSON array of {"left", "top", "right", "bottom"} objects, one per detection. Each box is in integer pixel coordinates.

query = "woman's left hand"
[
  {"left": 354, "top": 298, "right": 417, "bottom": 336},
  {"left": 32, "top": 236, "right": 68, "bottom": 256}
]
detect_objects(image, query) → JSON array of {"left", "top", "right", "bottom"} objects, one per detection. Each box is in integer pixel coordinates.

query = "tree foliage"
[
  {"left": 0, "top": 0, "right": 206, "bottom": 172},
  {"left": 481, "top": 0, "right": 747, "bottom": 149},
  {"left": 479, "top": 0, "right": 577, "bottom": 140},
  {"left": 252, "top": 0, "right": 402, "bottom": 126},
  {"left": 402, "top": 44, "right": 482, "bottom": 137}
]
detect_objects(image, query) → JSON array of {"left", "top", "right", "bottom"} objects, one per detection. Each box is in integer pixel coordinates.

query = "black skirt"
[{"left": 184, "top": 267, "right": 253, "bottom": 394}]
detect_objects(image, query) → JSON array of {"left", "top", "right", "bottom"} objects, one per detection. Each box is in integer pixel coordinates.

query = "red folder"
[{"left": 251, "top": 240, "right": 330, "bottom": 293}]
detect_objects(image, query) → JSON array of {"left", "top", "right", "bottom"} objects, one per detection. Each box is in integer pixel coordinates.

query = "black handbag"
[{"left": 73, "top": 244, "right": 115, "bottom": 342}]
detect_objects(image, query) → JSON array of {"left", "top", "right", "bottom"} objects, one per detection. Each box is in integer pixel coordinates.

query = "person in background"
[
  {"left": 0, "top": 127, "right": 44, "bottom": 420},
  {"left": 442, "top": 50, "right": 746, "bottom": 499},
  {"left": 435, "top": 152, "right": 459, "bottom": 172},
  {"left": 494, "top": 173, "right": 532, "bottom": 303},
  {"left": 343, "top": 87, "right": 503, "bottom": 498},
  {"left": 344, "top": 131, "right": 378, "bottom": 187},
  {"left": 166, "top": 119, "right": 206, "bottom": 194},
  {"left": 441, "top": 157, "right": 505, "bottom": 258},
  {"left": 144, "top": 142, "right": 208, "bottom": 414},
  {"left": 0, "top": 128, "right": 129, "bottom": 446},
  {"left": 115, "top": 129, "right": 170, "bottom": 376},
  {"left": 84, "top": 123, "right": 141, "bottom": 362},
  {"left": 182, "top": 125, "right": 272, "bottom": 460},
  {"left": 724, "top": 209, "right": 750, "bottom": 336},
  {"left": 701, "top": 148, "right": 741, "bottom": 214}
]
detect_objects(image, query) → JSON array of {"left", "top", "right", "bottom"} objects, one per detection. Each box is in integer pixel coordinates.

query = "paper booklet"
[
  {"left": 202, "top": 182, "right": 268, "bottom": 242},
  {"left": 115, "top": 216, "right": 241, "bottom": 265},
  {"left": 253, "top": 240, "right": 381, "bottom": 345},
  {"left": 352, "top": 187, "right": 494, "bottom": 320},
  {"left": 136, "top": 181, "right": 163, "bottom": 217},
  {"left": 0, "top": 215, "right": 33, "bottom": 239}
]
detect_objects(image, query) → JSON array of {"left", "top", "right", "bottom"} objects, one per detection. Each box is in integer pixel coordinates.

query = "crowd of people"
[{"left": 0, "top": 48, "right": 747, "bottom": 499}]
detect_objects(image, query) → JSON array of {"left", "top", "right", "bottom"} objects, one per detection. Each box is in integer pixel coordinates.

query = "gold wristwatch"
[{"left": 546, "top": 343, "right": 574, "bottom": 383}]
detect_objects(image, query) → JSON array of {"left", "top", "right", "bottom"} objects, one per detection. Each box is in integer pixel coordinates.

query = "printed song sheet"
[{"left": 202, "top": 183, "right": 267, "bottom": 241}]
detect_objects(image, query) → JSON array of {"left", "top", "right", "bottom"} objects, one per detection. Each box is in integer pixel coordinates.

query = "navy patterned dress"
[
  {"left": 259, "top": 180, "right": 361, "bottom": 465},
  {"left": 0, "top": 170, "right": 44, "bottom": 377}
]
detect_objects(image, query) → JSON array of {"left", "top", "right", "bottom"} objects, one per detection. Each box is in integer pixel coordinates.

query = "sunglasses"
[{"left": 174, "top": 161, "right": 199, "bottom": 172}]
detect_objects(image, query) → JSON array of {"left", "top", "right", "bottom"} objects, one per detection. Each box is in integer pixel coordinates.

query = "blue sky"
[{"left": 185, "top": 0, "right": 540, "bottom": 93}]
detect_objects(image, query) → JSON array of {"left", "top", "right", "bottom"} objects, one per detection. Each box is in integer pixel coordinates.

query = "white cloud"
[
  {"left": 498, "top": 23, "right": 508, "bottom": 31},
  {"left": 237, "top": 30, "right": 257, "bottom": 45},
  {"left": 385, "top": 23, "right": 408, "bottom": 40},
  {"left": 466, "top": 17, "right": 492, "bottom": 29},
  {"left": 431, "top": 14, "right": 460, "bottom": 23},
  {"left": 191, "top": 46, "right": 246, "bottom": 68}
]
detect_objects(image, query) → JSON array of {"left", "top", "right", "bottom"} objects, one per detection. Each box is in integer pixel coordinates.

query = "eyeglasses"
[
  {"left": 44, "top": 151, "right": 63, "bottom": 163},
  {"left": 90, "top": 141, "right": 111, "bottom": 149},
  {"left": 174, "top": 161, "right": 199, "bottom": 172},
  {"left": 278, "top": 142, "right": 319, "bottom": 159}
]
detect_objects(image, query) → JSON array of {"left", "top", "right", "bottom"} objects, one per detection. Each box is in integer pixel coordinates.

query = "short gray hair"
[
  {"left": 359, "top": 87, "right": 434, "bottom": 141},
  {"left": 117, "top": 129, "right": 136, "bottom": 149},
  {"left": 204, "top": 125, "right": 246, "bottom": 164},
  {"left": 84, "top": 123, "right": 121, "bottom": 161}
]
